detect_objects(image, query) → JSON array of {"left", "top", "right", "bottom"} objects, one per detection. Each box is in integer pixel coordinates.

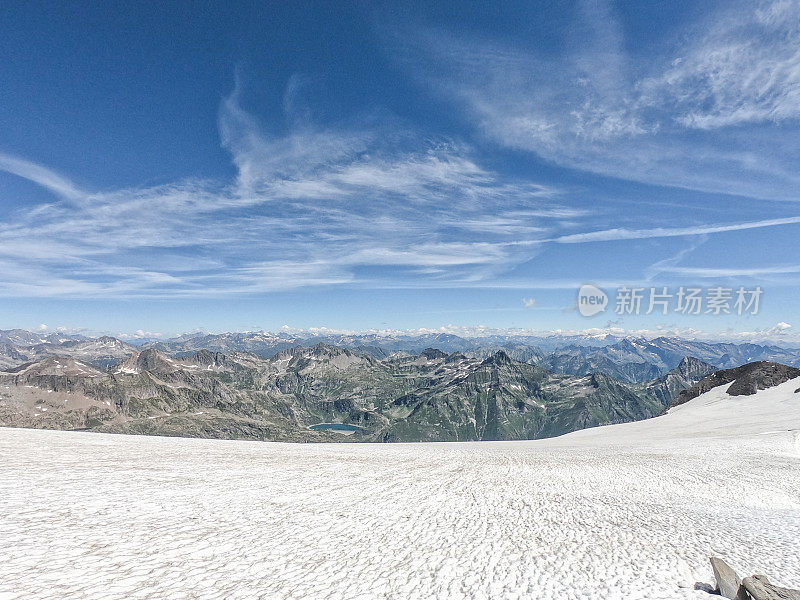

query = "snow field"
[{"left": 0, "top": 379, "right": 798, "bottom": 599}]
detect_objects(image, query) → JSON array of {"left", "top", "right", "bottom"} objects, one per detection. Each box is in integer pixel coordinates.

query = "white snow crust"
[{"left": 1, "top": 378, "right": 799, "bottom": 599}]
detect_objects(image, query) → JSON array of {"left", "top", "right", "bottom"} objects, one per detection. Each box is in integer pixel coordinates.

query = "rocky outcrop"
[
  {"left": 709, "top": 558, "right": 800, "bottom": 600},
  {"left": 672, "top": 362, "right": 800, "bottom": 407},
  {"left": 743, "top": 575, "right": 800, "bottom": 600},
  {"left": 710, "top": 557, "right": 749, "bottom": 599}
]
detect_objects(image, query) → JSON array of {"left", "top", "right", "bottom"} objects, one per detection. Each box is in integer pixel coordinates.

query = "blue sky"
[{"left": 1, "top": 0, "right": 799, "bottom": 341}]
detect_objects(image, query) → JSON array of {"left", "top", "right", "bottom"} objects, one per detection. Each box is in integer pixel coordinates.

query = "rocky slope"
[
  {"left": 670, "top": 361, "right": 800, "bottom": 407},
  {"left": 642, "top": 356, "right": 718, "bottom": 406},
  {"left": 383, "top": 351, "right": 664, "bottom": 442}
]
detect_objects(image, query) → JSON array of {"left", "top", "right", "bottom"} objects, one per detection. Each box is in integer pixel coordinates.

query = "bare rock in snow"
[
  {"left": 708, "top": 559, "right": 800, "bottom": 600},
  {"left": 710, "top": 557, "right": 748, "bottom": 599},
  {"left": 742, "top": 574, "right": 800, "bottom": 600},
  {"left": 673, "top": 362, "right": 800, "bottom": 408}
]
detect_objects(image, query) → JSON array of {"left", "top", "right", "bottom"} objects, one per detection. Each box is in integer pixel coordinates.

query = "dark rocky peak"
[
  {"left": 671, "top": 361, "right": 800, "bottom": 407},
  {"left": 135, "top": 348, "right": 168, "bottom": 370},
  {"left": 588, "top": 372, "right": 611, "bottom": 388},
  {"left": 725, "top": 362, "right": 800, "bottom": 395},
  {"left": 481, "top": 350, "right": 513, "bottom": 367},
  {"left": 420, "top": 348, "right": 447, "bottom": 360},
  {"left": 188, "top": 349, "right": 229, "bottom": 367},
  {"left": 353, "top": 345, "right": 389, "bottom": 360},
  {"left": 614, "top": 338, "right": 641, "bottom": 351},
  {"left": 116, "top": 348, "right": 175, "bottom": 374},
  {"left": 674, "top": 356, "right": 718, "bottom": 379},
  {"left": 303, "top": 343, "right": 353, "bottom": 357}
]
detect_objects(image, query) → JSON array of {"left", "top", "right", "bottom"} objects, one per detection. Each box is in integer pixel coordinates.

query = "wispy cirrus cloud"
[
  {"left": 4, "top": 2, "right": 800, "bottom": 302},
  {"left": 0, "top": 85, "right": 577, "bottom": 298},
  {"left": 639, "top": 0, "right": 800, "bottom": 130},
  {"left": 0, "top": 152, "right": 84, "bottom": 200},
  {"left": 551, "top": 216, "right": 800, "bottom": 243},
  {"left": 394, "top": 0, "right": 800, "bottom": 200},
  {"left": 652, "top": 265, "right": 800, "bottom": 278}
]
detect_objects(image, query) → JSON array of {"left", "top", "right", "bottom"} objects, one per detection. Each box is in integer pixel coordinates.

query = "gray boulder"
[
  {"left": 743, "top": 575, "right": 800, "bottom": 600},
  {"left": 710, "top": 557, "right": 749, "bottom": 600}
]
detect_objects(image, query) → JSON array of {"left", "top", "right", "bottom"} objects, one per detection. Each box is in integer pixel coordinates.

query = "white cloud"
[
  {"left": 639, "top": 1, "right": 800, "bottom": 129},
  {"left": 552, "top": 217, "right": 800, "bottom": 244},
  {"left": 0, "top": 153, "right": 83, "bottom": 200},
  {"left": 654, "top": 265, "right": 800, "bottom": 278},
  {"left": 0, "top": 86, "right": 572, "bottom": 298},
  {"left": 396, "top": 0, "right": 800, "bottom": 200},
  {"left": 134, "top": 330, "right": 163, "bottom": 339}
]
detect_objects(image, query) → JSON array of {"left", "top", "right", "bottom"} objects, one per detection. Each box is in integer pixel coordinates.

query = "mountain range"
[
  {"left": 0, "top": 341, "right": 708, "bottom": 441},
  {"left": 0, "top": 328, "right": 797, "bottom": 442}
]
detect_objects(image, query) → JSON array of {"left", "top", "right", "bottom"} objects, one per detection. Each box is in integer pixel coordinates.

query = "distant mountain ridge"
[
  {"left": 4, "top": 329, "right": 798, "bottom": 388},
  {"left": 147, "top": 332, "right": 800, "bottom": 380},
  {"left": 532, "top": 336, "right": 800, "bottom": 383},
  {"left": 0, "top": 333, "right": 136, "bottom": 370}
]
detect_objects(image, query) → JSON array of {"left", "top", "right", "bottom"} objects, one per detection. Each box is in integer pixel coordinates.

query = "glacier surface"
[{"left": 1, "top": 378, "right": 799, "bottom": 599}]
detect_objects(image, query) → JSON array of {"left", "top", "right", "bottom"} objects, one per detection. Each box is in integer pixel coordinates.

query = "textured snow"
[{"left": 1, "top": 380, "right": 799, "bottom": 599}]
